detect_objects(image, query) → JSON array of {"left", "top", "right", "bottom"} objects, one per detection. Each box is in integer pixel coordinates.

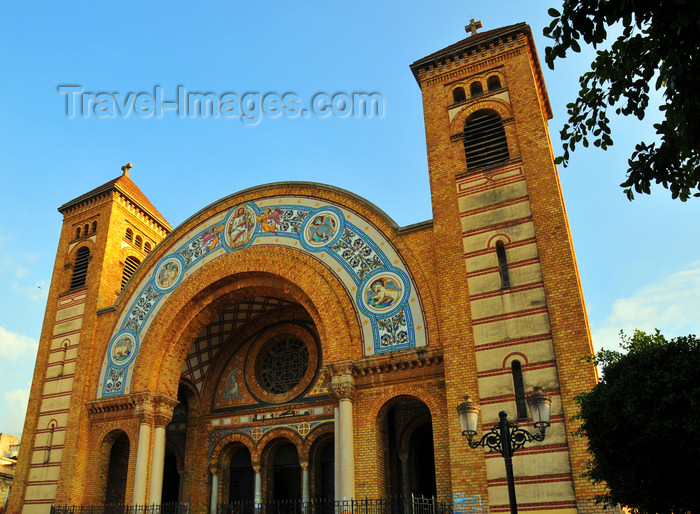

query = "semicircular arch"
[
  {"left": 256, "top": 427, "right": 304, "bottom": 463},
  {"left": 450, "top": 98, "right": 513, "bottom": 133},
  {"left": 369, "top": 385, "right": 445, "bottom": 424},
  {"left": 97, "top": 187, "right": 433, "bottom": 399},
  {"left": 129, "top": 249, "right": 357, "bottom": 399},
  {"left": 300, "top": 422, "right": 335, "bottom": 462},
  {"left": 210, "top": 432, "right": 257, "bottom": 472}
]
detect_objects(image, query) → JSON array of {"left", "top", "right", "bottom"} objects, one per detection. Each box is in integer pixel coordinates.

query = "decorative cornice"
[
  {"left": 86, "top": 396, "right": 135, "bottom": 417},
  {"left": 410, "top": 23, "right": 552, "bottom": 119},
  {"left": 352, "top": 346, "right": 443, "bottom": 377}
]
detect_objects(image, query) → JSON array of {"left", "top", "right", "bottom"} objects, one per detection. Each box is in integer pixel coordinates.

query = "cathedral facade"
[{"left": 9, "top": 23, "right": 604, "bottom": 514}]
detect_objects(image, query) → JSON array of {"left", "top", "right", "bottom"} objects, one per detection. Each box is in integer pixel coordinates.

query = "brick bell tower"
[
  {"left": 10, "top": 164, "right": 171, "bottom": 511},
  {"left": 410, "top": 23, "right": 604, "bottom": 511}
]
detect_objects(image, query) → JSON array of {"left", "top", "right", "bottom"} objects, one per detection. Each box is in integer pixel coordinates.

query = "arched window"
[
  {"left": 84, "top": 224, "right": 89, "bottom": 236},
  {"left": 511, "top": 361, "right": 528, "bottom": 419},
  {"left": 452, "top": 87, "right": 466, "bottom": 103},
  {"left": 487, "top": 75, "right": 502, "bottom": 91},
  {"left": 463, "top": 110, "right": 509, "bottom": 171},
  {"left": 92, "top": 221, "right": 98, "bottom": 234},
  {"left": 124, "top": 228, "right": 133, "bottom": 242},
  {"left": 134, "top": 235, "right": 142, "bottom": 249},
  {"left": 70, "top": 247, "right": 90, "bottom": 289},
  {"left": 75, "top": 227, "right": 81, "bottom": 239},
  {"left": 121, "top": 256, "right": 141, "bottom": 290},
  {"left": 470, "top": 81, "right": 483, "bottom": 97},
  {"left": 495, "top": 241, "right": 511, "bottom": 288},
  {"left": 57, "top": 340, "right": 69, "bottom": 377},
  {"left": 144, "top": 242, "right": 151, "bottom": 254},
  {"left": 44, "top": 421, "right": 56, "bottom": 463}
]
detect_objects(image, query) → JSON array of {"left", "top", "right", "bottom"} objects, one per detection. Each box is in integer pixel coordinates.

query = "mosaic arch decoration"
[{"left": 97, "top": 196, "right": 428, "bottom": 398}]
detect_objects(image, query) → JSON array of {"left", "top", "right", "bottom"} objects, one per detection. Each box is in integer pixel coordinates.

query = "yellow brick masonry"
[
  {"left": 410, "top": 24, "right": 604, "bottom": 513},
  {"left": 10, "top": 23, "right": 605, "bottom": 514}
]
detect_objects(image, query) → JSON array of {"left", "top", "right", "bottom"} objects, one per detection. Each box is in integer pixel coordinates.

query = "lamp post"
[{"left": 456, "top": 386, "right": 552, "bottom": 514}]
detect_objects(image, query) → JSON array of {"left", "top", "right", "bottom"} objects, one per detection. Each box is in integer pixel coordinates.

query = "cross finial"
[
  {"left": 121, "top": 162, "right": 133, "bottom": 177},
  {"left": 465, "top": 18, "right": 483, "bottom": 36}
]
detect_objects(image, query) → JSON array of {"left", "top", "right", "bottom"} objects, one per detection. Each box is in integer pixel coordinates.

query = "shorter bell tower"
[{"left": 10, "top": 165, "right": 171, "bottom": 510}]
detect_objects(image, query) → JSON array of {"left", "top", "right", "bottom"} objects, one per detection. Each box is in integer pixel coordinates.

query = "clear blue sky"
[{"left": 1, "top": 1, "right": 697, "bottom": 437}]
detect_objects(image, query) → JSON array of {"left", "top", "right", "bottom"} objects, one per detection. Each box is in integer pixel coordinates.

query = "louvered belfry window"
[
  {"left": 70, "top": 247, "right": 90, "bottom": 289},
  {"left": 121, "top": 256, "right": 141, "bottom": 290},
  {"left": 464, "top": 110, "right": 509, "bottom": 171}
]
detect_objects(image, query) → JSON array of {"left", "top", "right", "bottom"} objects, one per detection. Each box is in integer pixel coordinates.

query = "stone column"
[
  {"left": 333, "top": 406, "right": 339, "bottom": 500},
  {"left": 300, "top": 460, "right": 310, "bottom": 503},
  {"left": 399, "top": 453, "right": 410, "bottom": 497},
  {"left": 132, "top": 393, "right": 155, "bottom": 506},
  {"left": 149, "top": 396, "right": 178, "bottom": 506},
  {"left": 331, "top": 368, "right": 356, "bottom": 500},
  {"left": 253, "top": 463, "right": 262, "bottom": 507},
  {"left": 210, "top": 469, "right": 219, "bottom": 514}
]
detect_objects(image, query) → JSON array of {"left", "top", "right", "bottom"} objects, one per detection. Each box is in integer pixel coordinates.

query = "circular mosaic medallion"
[
  {"left": 303, "top": 211, "right": 340, "bottom": 247},
  {"left": 154, "top": 257, "right": 182, "bottom": 292},
  {"left": 224, "top": 203, "right": 257, "bottom": 249},
  {"left": 251, "top": 426, "right": 264, "bottom": 441},
  {"left": 363, "top": 272, "right": 404, "bottom": 313},
  {"left": 111, "top": 333, "right": 136, "bottom": 365},
  {"left": 298, "top": 421, "right": 311, "bottom": 437}
]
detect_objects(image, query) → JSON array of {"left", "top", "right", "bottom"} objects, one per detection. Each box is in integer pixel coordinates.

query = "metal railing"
[
  {"left": 51, "top": 497, "right": 452, "bottom": 514},
  {"left": 218, "top": 496, "right": 452, "bottom": 514},
  {"left": 51, "top": 504, "right": 189, "bottom": 514}
]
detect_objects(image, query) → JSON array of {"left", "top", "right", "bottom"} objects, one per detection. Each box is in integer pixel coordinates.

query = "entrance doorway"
[
  {"left": 272, "top": 443, "right": 301, "bottom": 500},
  {"left": 161, "top": 449, "right": 180, "bottom": 503},
  {"left": 383, "top": 397, "right": 437, "bottom": 498},
  {"left": 314, "top": 440, "right": 334, "bottom": 500},
  {"left": 104, "top": 432, "right": 129, "bottom": 504},
  {"left": 229, "top": 447, "right": 255, "bottom": 503}
]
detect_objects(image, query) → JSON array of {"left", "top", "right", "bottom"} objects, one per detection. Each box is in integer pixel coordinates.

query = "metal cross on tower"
[{"left": 465, "top": 18, "right": 483, "bottom": 36}]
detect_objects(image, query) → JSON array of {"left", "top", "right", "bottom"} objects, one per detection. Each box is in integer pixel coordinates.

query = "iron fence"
[
  {"left": 218, "top": 496, "right": 452, "bottom": 514},
  {"left": 51, "top": 504, "right": 189, "bottom": 514},
  {"left": 51, "top": 497, "right": 452, "bottom": 514}
]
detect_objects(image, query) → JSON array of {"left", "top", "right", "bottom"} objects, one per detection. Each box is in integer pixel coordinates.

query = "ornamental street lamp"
[{"left": 456, "top": 386, "right": 552, "bottom": 514}]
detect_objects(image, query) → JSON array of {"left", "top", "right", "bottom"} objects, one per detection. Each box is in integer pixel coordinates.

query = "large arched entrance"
[
  {"left": 100, "top": 190, "right": 431, "bottom": 510},
  {"left": 381, "top": 397, "right": 437, "bottom": 499},
  {"left": 162, "top": 283, "right": 332, "bottom": 507}
]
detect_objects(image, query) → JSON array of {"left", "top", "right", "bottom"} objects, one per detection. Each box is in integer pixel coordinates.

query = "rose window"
[{"left": 258, "top": 338, "right": 310, "bottom": 394}]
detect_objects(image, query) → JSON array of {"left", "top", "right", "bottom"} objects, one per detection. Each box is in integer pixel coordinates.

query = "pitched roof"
[
  {"left": 410, "top": 22, "right": 529, "bottom": 78},
  {"left": 58, "top": 172, "right": 172, "bottom": 231}
]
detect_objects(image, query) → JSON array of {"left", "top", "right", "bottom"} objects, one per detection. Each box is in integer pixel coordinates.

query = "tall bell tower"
[
  {"left": 410, "top": 23, "right": 603, "bottom": 511},
  {"left": 10, "top": 165, "right": 171, "bottom": 512}
]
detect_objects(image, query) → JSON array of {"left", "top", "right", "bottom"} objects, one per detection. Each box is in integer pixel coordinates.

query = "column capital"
[
  {"left": 132, "top": 392, "right": 156, "bottom": 425},
  {"left": 299, "top": 459, "right": 309, "bottom": 470},
  {"left": 153, "top": 394, "right": 179, "bottom": 428},
  {"left": 327, "top": 361, "right": 356, "bottom": 401}
]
